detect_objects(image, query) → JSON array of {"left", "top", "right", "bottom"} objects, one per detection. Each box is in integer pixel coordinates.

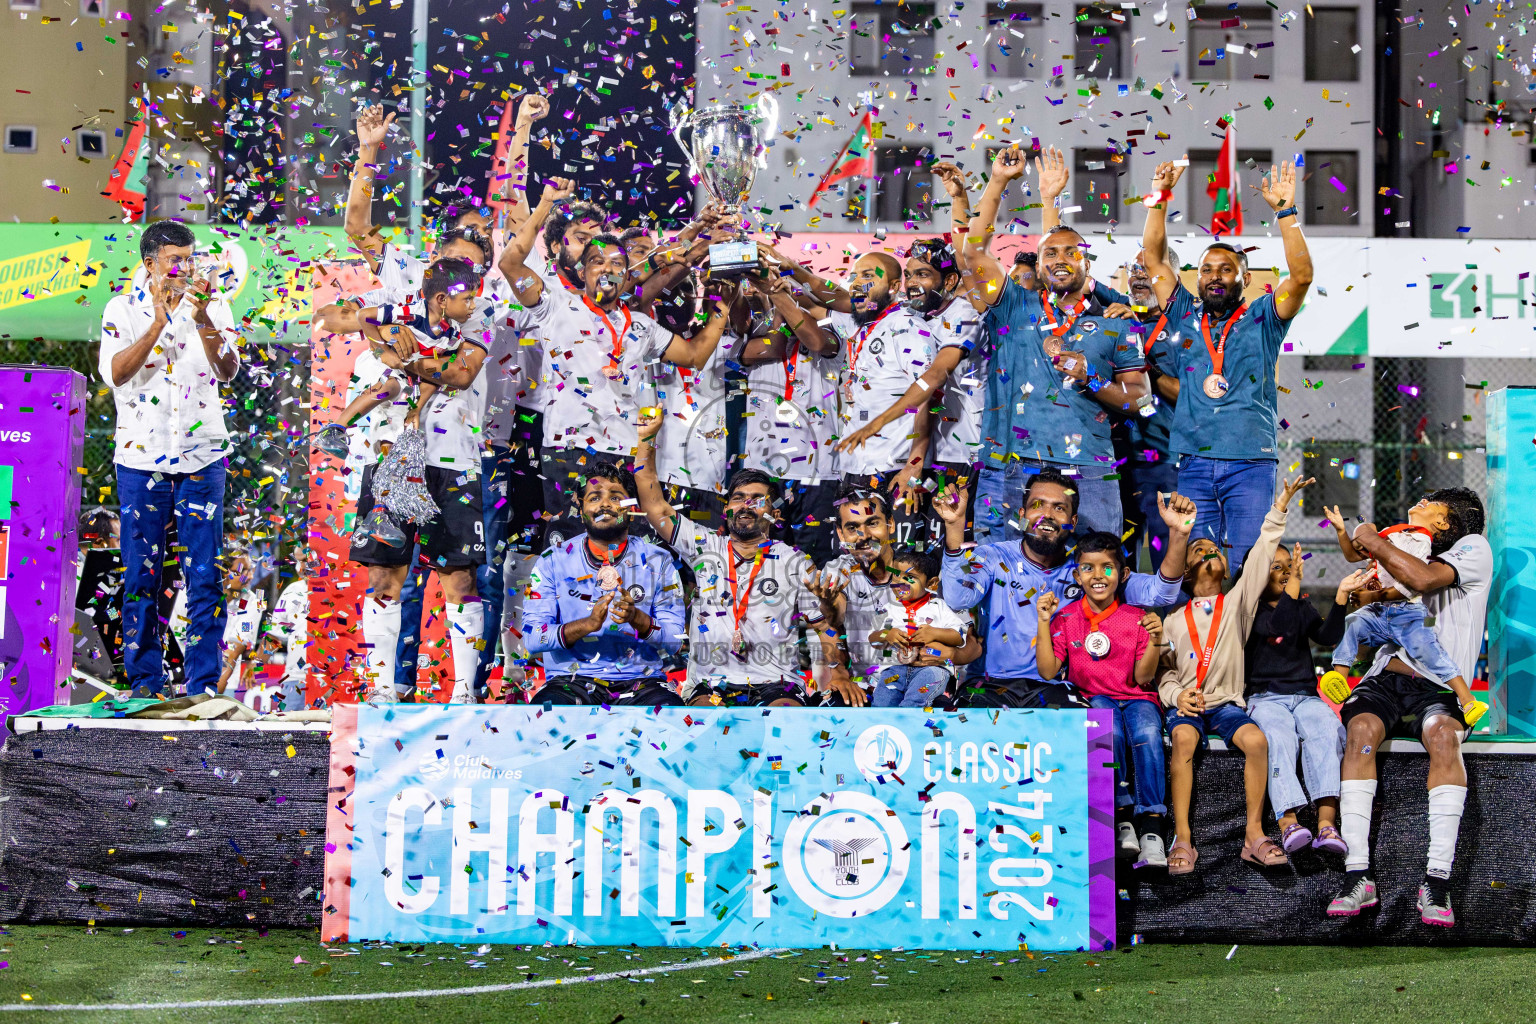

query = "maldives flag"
[
  {"left": 485, "top": 96, "right": 519, "bottom": 215},
  {"left": 807, "top": 112, "right": 876, "bottom": 210},
  {"left": 1208, "top": 121, "right": 1243, "bottom": 236},
  {"left": 104, "top": 99, "right": 150, "bottom": 221}
]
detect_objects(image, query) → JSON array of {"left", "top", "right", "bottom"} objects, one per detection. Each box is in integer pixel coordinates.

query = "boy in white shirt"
[{"left": 868, "top": 550, "right": 969, "bottom": 708}]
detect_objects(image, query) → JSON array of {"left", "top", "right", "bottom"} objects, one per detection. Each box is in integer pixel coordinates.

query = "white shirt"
[
  {"left": 481, "top": 273, "right": 548, "bottom": 436},
  {"left": 385, "top": 300, "right": 498, "bottom": 473},
  {"left": 744, "top": 332, "right": 844, "bottom": 483},
  {"left": 928, "top": 297, "right": 985, "bottom": 466},
  {"left": 344, "top": 351, "right": 410, "bottom": 502},
  {"left": 1370, "top": 526, "right": 1433, "bottom": 602},
  {"left": 874, "top": 595, "right": 970, "bottom": 676},
  {"left": 528, "top": 289, "right": 675, "bottom": 455},
  {"left": 267, "top": 578, "right": 309, "bottom": 684},
  {"left": 98, "top": 287, "right": 241, "bottom": 473},
  {"left": 665, "top": 518, "right": 825, "bottom": 694},
  {"left": 654, "top": 337, "right": 729, "bottom": 492},
  {"left": 831, "top": 306, "right": 935, "bottom": 477},
  {"left": 170, "top": 585, "right": 265, "bottom": 668},
  {"left": 1366, "top": 534, "right": 1491, "bottom": 684},
  {"left": 821, "top": 553, "right": 896, "bottom": 680}
]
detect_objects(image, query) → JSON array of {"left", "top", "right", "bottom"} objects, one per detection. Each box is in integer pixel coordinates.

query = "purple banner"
[{"left": 0, "top": 366, "right": 86, "bottom": 714}]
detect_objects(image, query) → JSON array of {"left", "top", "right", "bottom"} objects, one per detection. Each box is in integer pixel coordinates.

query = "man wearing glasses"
[{"left": 98, "top": 220, "right": 241, "bottom": 696}]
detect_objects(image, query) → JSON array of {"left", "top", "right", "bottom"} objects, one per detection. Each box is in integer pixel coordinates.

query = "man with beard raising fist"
[
  {"left": 1141, "top": 158, "right": 1313, "bottom": 574},
  {"left": 633, "top": 408, "right": 860, "bottom": 707},
  {"left": 521, "top": 464, "right": 686, "bottom": 706},
  {"left": 953, "top": 145, "right": 1150, "bottom": 539},
  {"left": 936, "top": 467, "right": 1197, "bottom": 708}
]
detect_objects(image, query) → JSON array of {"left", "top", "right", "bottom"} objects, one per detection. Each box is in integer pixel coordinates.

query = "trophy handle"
[{"left": 668, "top": 103, "right": 701, "bottom": 183}]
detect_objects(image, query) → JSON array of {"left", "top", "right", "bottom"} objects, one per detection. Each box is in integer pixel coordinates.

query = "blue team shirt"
[
  {"left": 941, "top": 540, "right": 1182, "bottom": 680},
  {"left": 1094, "top": 282, "right": 1176, "bottom": 461},
  {"left": 1162, "top": 282, "right": 1291, "bottom": 462},
  {"left": 523, "top": 532, "right": 685, "bottom": 681},
  {"left": 981, "top": 277, "right": 1146, "bottom": 468}
]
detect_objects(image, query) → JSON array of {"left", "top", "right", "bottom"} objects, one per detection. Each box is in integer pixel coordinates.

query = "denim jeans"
[
  {"left": 1121, "top": 457, "right": 1180, "bottom": 571},
  {"left": 975, "top": 460, "right": 1123, "bottom": 543},
  {"left": 1332, "top": 602, "right": 1462, "bottom": 685},
  {"left": 1088, "top": 695, "right": 1168, "bottom": 816},
  {"left": 872, "top": 664, "right": 950, "bottom": 708},
  {"left": 477, "top": 445, "right": 518, "bottom": 693},
  {"left": 1174, "top": 456, "right": 1276, "bottom": 576},
  {"left": 1246, "top": 691, "right": 1346, "bottom": 816},
  {"left": 117, "top": 461, "right": 227, "bottom": 694},
  {"left": 394, "top": 552, "right": 426, "bottom": 698}
]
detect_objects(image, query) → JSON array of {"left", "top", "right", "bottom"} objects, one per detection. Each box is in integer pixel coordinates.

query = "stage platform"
[{"left": 0, "top": 719, "right": 1532, "bottom": 945}]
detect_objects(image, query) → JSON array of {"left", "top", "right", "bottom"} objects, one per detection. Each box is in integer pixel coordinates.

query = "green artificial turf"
[{"left": 0, "top": 926, "right": 1528, "bottom": 1024}]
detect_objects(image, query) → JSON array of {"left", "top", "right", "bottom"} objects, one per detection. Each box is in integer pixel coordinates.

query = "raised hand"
[
  {"left": 1150, "top": 158, "right": 1186, "bottom": 194},
  {"left": 990, "top": 144, "right": 1027, "bottom": 183},
  {"left": 1273, "top": 475, "right": 1315, "bottom": 512},
  {"left": 1257, "top": 161, "right": 1297, "bottom": 211},
  {"left": 540, "top": 176, "right": 575, "bottom": 204},
  {"left": 516, "top": 94, "right": 550, "bottom": 127},
  {"left": 1033, "top": 145, "right": 1069, "bottom": 200},
  {"left": 1336, "top": 568, "right": 1372, "bottom": 599},
  {"left": 637, "top": 404, "right": 664, "bottom": 444},
  {"left": 1140, "top": 610, "right": 1164, "bottom": 643},
  {"left": 1157, "top": 491, "right": 1198, "bottom": 535},
  {"left": 1324, "top": 504, "right": 1350, "bottom": 533},
  {"left": 356, "top": 104, "right": 396, "bottom": 149},
  {"left": 1035, "top": 591, "right": 1059, "bottom": 622},
  {"left": 931, "top": 160, "right": 968, "bottom": 200},
  {"left": 932, "top": 483, "right": 968, "bottom": 525}
]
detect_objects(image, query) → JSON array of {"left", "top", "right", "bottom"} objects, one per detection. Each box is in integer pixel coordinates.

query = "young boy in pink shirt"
[{"left": 1036, "top": 531, "right": 1168, "bottom": 868}]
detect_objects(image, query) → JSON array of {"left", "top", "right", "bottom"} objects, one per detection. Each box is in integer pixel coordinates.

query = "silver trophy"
[{"left": 669, "top": 94, "right": 779, "bottom": 214}]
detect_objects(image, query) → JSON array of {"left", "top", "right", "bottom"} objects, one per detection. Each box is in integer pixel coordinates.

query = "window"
[
  {"left": 1188, "top": 6, "right": 1275, "bottom": 80},
  {"left": 80, "top": 0, "right": 107, "bottom": 14},
  {"left": 848, "top": 2, "right": 937, "bottom": 75},
  {"left": 846, "top": 143, "right": 934, "bottom": 224},
  {"left": 1186, "top": 147, "right": 1272, "bottom": 233},
  {"left": 4, "top": 126, "right": 36, "bottom": 154},
  {"left": 8, "top": 0, "right": 41, "bottom": 11},
  {"left": 76, "top": 130, "right": 106, "bottom": 159},
  {"left": 985, "top": 3, "right": 1045, "bottom": 79},
  {"left": 1074, "top": 12, "right": 1130, "bottom": 79},
  {"left": 1072, "top": 148, "right": 1121, "bottom": 224},
  {"left": 1305, "top": 149, "right": 1359, "bottom": 227},
  {"left": 1301, "top": 441, "right": 1362, "bottom": 521},
  {"left": 1305, "top": 7, "right": 1360, "bottom": 81}
]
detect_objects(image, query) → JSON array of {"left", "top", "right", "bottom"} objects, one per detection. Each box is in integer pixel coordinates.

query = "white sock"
[
  {"left": 1340, "top": 779, "right": 1378, "bottom": 873},
  {"left": 447, "top": 600, "right": 485, "bottom": 704},
  {"left": 1426, "top": 784, "right": 1468, "bottom": 880},
  {"left": 362, "top": 598, "right": 402, "bottom": 703}
]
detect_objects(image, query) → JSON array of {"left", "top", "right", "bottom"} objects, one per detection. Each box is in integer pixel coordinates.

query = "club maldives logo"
[{"left": 783, "top": 791, "right": 911, "bottom": 916}]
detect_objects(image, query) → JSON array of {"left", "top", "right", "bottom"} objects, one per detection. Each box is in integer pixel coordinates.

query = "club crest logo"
[
  {"left": 853, "top": 723, "right": 911, "bottom": 783},
  {"left": 783, "top": 792, "right": 910, "bottom": 916}
]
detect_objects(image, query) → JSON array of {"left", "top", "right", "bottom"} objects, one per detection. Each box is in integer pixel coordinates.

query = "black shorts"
[
  {"left": 351, "top": 464, "right": 485, "bottom": 570},
  {"left": 688, "top": 680, "right": 807, "bottom": 706},
  {"left": 959, "top": 676, "right": 1081, "bottom": 709},
  {"left": 1340, "top": 669, "right": 1466, "bottom": 739},
  {"left": 532, "top": 676, "right": 684, "bottom": 707}
]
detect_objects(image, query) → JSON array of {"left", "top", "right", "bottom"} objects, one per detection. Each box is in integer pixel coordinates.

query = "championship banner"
[{"left": 323, "top": 704, "right": 1115, "bottom": 951}]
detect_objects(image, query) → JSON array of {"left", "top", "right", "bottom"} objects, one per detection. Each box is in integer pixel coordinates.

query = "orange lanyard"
[
  {"left": 1084, "top": 599, "right": 1120, "bottom": 636},
  {"left": 1184, "top": 595, "right": 1225, "bottom": 690},
  {"left": 901, "top": 594, "right": 931, "bottom": 634},
  {"left": 581, "top": 296, "right": 632, "bottom": 370},
  {"left": 845, "top": 303, "right": 902, "bottom": 396},
  {"left": 782, "top": 337, "right": 801, "bottom": 402},
  {"left": 586, "top": 538, "right": 627, "bottom": 566},
  {"left": 1038, "top": 292, "right": 1089, "bottom": 338},
  {"left": 1145, "top": 312, "right": 1169, "bottom": 349},
  {"left": 1199, "top": 303, "right": 1247, "bottom": 378},
  {"left": 727, "top": 550, "right": 766, "bottom": 633}
]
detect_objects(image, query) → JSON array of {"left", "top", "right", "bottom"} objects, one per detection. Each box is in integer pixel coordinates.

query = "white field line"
[{"left": 0, "top": 946, "right": 787, "bottom": 1013}]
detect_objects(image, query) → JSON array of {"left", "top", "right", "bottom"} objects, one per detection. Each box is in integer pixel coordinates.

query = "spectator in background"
[
  {"left": 76, "top": 508, "right": 124, "bottom": 682},
  {"left": 266, "top": 548, "right": 313, "bottom": 711},
  {"left": 98, "top": 220, "right": 240, "bottom": 696}
]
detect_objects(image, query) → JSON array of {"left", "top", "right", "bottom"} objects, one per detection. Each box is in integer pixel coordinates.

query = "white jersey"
[
  {"left": 481, "top": 274, "right": 545, "bottom": 439},
  {"left": 874, "top": 595, "right": 970, "bottom": 674},
  {"left": 744, "top": 332, "right": 844, "bottom": 483},
  {"left": 268, "top": 579, "right": 309, "bottom": 684},
  {"left": 1370, "top": 526, "right": 1434, "bottom": 602},
  {"left": 820, "top": 553, "right": 897, "bottom": 681},
  {"left": 830, "top": 306, "right": 935, "bottom": 477},
  {"left": 654, "top": 337, "right": 729, "bottom": 493},
  {"left": 407, "top": 300, "right": 499, "bottom": 474},
  {"left": 529, "top": 289, "right": 675, "bottom": 455},
  {"left": 928, "top": 297, "right": 985, "bottom": 466},
  {"left": 1366, "top": 533, "right": 1491, "bottom": 684},
  {"left": 665, "top": 519, "right": 825, "bottom": 694},
  {"left": 344, "top": 351, "right": 410, "bottom": 501}
]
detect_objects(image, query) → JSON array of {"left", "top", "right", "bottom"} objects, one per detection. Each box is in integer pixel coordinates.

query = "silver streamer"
[{"left": 370, "top": 428, "right": 439, "bottom": 525}]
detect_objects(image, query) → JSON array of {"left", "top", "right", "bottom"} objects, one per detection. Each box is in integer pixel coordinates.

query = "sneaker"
[
  {"left": 1326, "top": 870, "right": 1379, "bottom": 917},
  {"left": 1418, "top": 875, "right": 1455, "bottom": 927},
  {"left": 312, "top": 423, "right": 351, "bottom": 459},
  {"left": 357, "top": 507, "right": 407, "bottom": 548},
  {"left": 1117, "top": 820, "right": 1139, "bottom": 858},
  {"left": 1319, "top": 670, "right": 1351, "bottom": 704},
  {"left": 1136, "top": 832, "right": 1168, "bottom": 869},
  {"left": 1461, "top": 700, "right": 1489, "bottom": 728}
]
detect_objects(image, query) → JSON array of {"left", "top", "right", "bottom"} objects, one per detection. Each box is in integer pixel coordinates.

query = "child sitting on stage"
[
  {"left": 1035, "top": 531, "right": 1168, "bottom": 868},
  {"left": 868, "top": 551, "right": 970, "bottom": 708},
  {"left": 1319, "top": 501, "right": 1488, "bottom": 726}
]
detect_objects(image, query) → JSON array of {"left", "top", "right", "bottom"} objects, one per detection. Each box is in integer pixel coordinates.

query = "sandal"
[
  {"left": 1280, "top": 822, "right": 1314, "bottom": 854},
  {"left": 1312, "top": 825, "right": 1348, "bottom": 855},
  {"left": 1167, "top": 838, "right": 1199, "bottom": 876},
  {"left": 1241, "top": 836, "right": 1289, "bottom": 867}
]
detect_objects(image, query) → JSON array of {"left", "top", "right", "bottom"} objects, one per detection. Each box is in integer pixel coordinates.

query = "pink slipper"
[
  {"left": 1167, "top": 838, "right": 1199, "bottom": 876},
  {"left": 1241, "top": 836, "right": 1289, "bottom": 867}
]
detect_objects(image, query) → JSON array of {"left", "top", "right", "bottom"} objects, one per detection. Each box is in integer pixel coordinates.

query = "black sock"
[{"left": 1134, "top": 813, "right": 1164, "bottom": 838}]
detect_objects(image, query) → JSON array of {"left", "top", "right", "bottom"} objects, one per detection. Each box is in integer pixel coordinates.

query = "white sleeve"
[
  {"left": 1434, "top": 535, "right": 1492, "bottom": 590},
  {"left": 933, "top": 601, "right": 970, "bottom": 634},
  {"left": 378, "top": 243, "right": 427, "bottom": 295},
  {"left": 666, "top": 515, "right": 713, "bottom": 557},
  {"left": 636, "top": 311, "right": 675, "bottom": 362},
  {"left": 97, "top": 296, "right": 132, "bottom": 384},
  {"left": 206, "top": 300, "right": 241, "bottom": 369}
]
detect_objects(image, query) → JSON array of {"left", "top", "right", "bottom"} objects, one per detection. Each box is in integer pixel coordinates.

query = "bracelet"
[{"left": 1275, "top": 206, "right": 1298, "bottom": 220}]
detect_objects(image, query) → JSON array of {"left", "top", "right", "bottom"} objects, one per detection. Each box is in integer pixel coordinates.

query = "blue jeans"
[
  {"left": 1332, "top": 602, "right": 1462, "bottom": 685},
  {"left": 477, "top": 446, "right": 517, "bottom": 692},
  {"left": 1122, "top": 457, "right": 1179, "bottom": 571},
  {"left": 1089, "top": 695, "right": 1168, "bottom": 816},
  {"left": 975, "top": 460, "right": 1123, "bottom": 543},
  {"left": 872, "top": 664, "right": 951, "bottom": 708},
  {"left": 117, "top": 461, "right": 227, "bottom": 694},
  {"left": 1175, "top": 456, "right": 1276, "bottom": 576},
  {"left": 394, "top": 552, "right": 426, "bottom": 698},
  {"left": 1246, "top": 692, "right": 1345, "bottom": 816}
]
